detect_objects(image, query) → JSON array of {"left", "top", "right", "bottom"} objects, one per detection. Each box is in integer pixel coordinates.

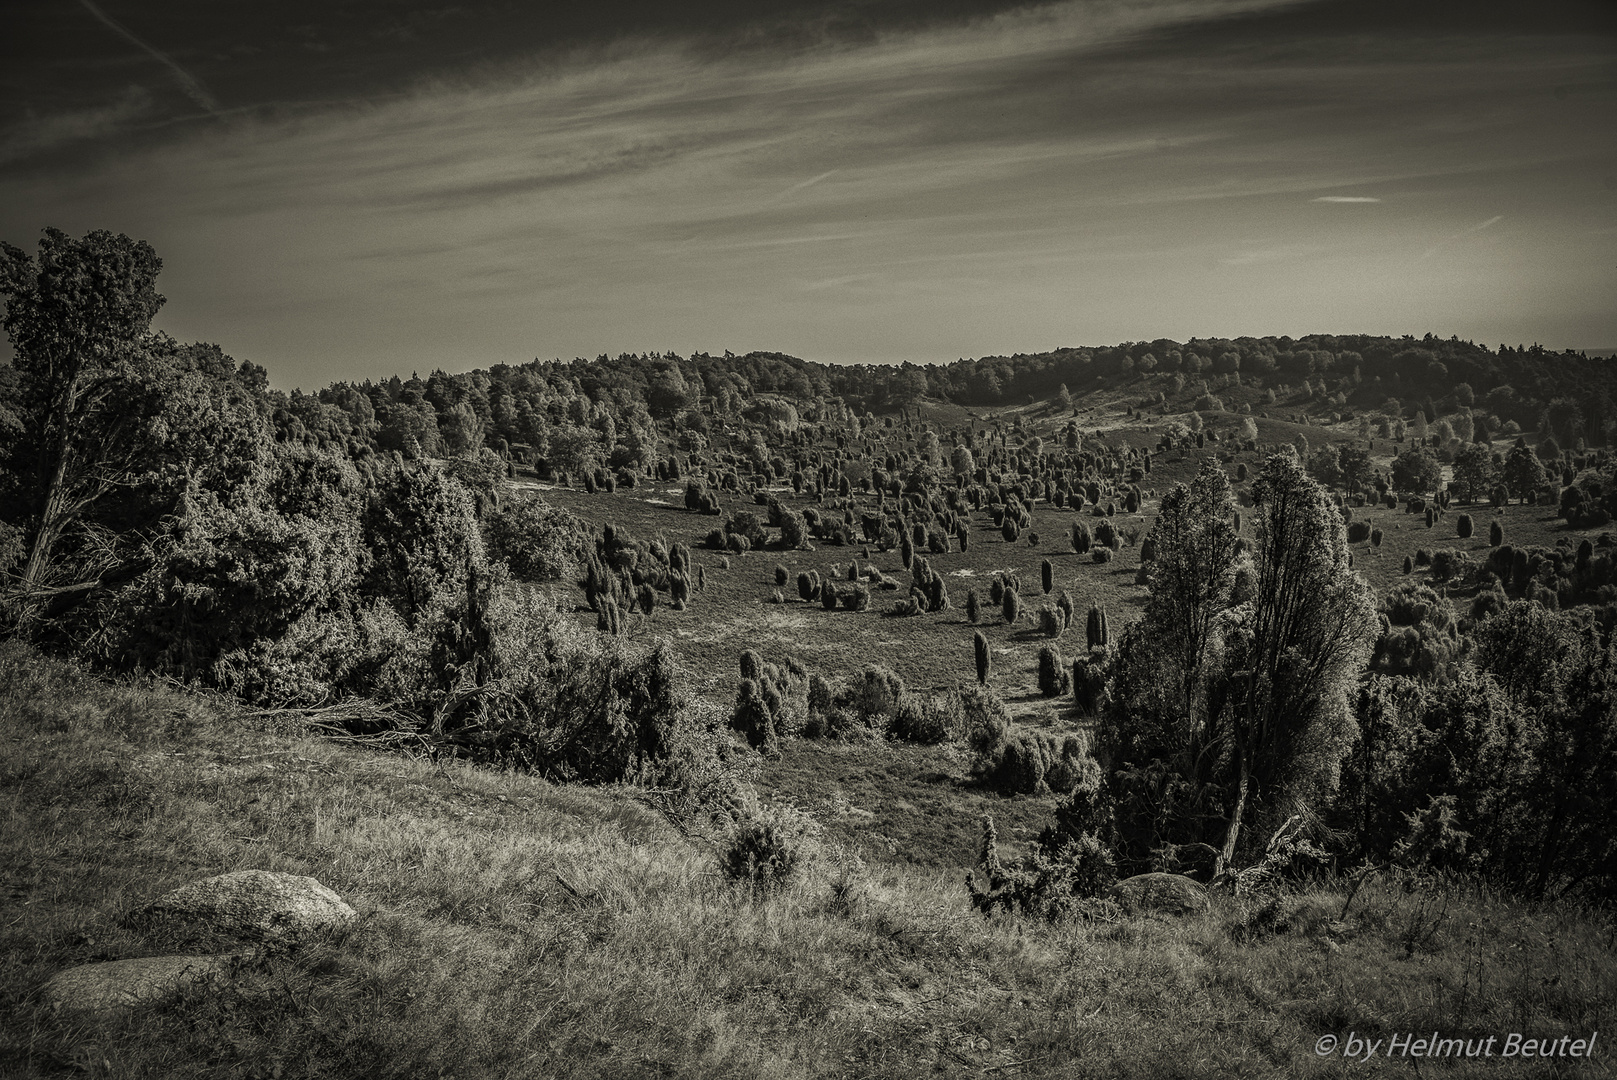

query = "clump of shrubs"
[
  {"left": 888, "top": 689, "right": 963, "bottom": 744},
  {"left": 965, "top": 686, "right": 1091, "bottom": 795},
  {"left": 966, "top": 760, "right": 1118, "bottom": 920},
  {"left": 1429, "top": 549, "right": 1468, "bottom": 582},
  {"left": 719, "top": 798, "right": 820, "bottom": 896}
]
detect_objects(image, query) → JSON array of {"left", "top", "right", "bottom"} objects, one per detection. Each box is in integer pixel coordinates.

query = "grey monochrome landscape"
[{"left": 2, "top": 2, "right": 1615, "bottom": 1078}]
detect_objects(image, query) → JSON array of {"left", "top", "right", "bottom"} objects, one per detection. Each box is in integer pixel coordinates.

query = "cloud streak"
[
  {"left": 1419, "top": 214, "right": 1506, "bottom": 260},
  {"left": 78, "top": 0, "right": 221, "bottom": 114},
  {"left": 1312, "top": 196, "right": 1380, "bottom": 203}
]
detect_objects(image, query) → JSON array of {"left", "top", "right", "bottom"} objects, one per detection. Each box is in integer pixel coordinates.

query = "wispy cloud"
[
  {"left": 780, "top": 170, "right": 838, "bottom": 196},
  {"left": 0, "top": 87, "right": 154, "bottom": 163},
  {"left": 0, "top": 0, "right": 1610, "bottom": 383},
  {"left": 78, "top": 0, "right": 221, "bottom": 114},
  {"left": 1419, "top": 214, "right": 1505, "bottom": 260}
]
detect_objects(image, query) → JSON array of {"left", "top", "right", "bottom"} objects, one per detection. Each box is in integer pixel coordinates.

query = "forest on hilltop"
[{"left": 268, "top": 334, "right": 1612, "bottom": 472}]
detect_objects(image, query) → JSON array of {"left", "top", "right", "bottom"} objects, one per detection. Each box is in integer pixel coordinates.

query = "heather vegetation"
[{"left": 5, "top": 228, "right": 1617, "bottom": 1077}]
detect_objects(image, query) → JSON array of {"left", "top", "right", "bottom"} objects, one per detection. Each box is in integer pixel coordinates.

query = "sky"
[{"left": 1, "top": 0, "right": 1614, "bottom": 390}]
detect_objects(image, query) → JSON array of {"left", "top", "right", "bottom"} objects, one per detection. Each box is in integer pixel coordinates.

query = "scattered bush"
[
  {"left": 1429, "top": 549, "right": 1467, "bottom": 582},
  {"left": 719, "top": 799, "right": 819, "bottom": 895},
  {"left": 889, "top": 689, "right": 961, "bottom": 744},
  {"left": 1037, "top": 645, "right": 1070, "bottom": 697},
  {"left": 729, "top": 677, "right": 775, "bottom": 750},
  {"left": 844, "top": 664, "right": 907, "bottom": 723},
  {"left": 967, "top": 763, "right": 1117, "bottom": 920}
]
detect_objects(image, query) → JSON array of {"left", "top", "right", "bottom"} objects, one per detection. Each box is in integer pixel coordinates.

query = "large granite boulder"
[
  {"left": 1108, "top": 872, "right": 1210, "bottom": 916},
  {"left": 131, "top": 870, "right": 355, "bottom": 942},
  {"left": 42, "top": 953, "right": 248, "bottom": 1016}
]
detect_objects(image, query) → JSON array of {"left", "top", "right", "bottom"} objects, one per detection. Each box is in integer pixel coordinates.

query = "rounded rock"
[
  {"left": 1107, "top": 872, "right": 1210, "bottom": 916},
  {"left": 42, "top": 953, "right": 248, "bottom": 1016},
  {"left": 133, "top": 869, "right": 355, "bottom": 942}
]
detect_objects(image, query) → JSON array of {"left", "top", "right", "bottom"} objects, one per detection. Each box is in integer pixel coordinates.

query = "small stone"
[
  {"left": 131, "top": 869, "right": 355, "bottom": 942},
  {"left": 1108, "top": 872, "right": 1210, "bottom": 916},
  {"left": 42, "top": 953, "right": 248, "bottom": 1016}
]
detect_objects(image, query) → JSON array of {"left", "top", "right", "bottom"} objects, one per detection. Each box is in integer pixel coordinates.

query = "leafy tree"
[
  {"left": 1108, "top": 452, "right": 1376, "bottom": 872},
  {"left": 439, "top": 401, "right": 486, "bottom": 458},
  {"left": 1449, "top": 443, "right": 1494, "bottom": 503},
  {"left": 1502, "top": 442, "right": 1545, "bottom": 503},
  {"left": 1137, "top": 461, "right": 1240, "bottom": 734},
  {"left": 1305, "top": 444, "right": 1343, "bottom": 487},
  {"left": 646, "top": 359, "right": 692, "bottom": 419},
  {"left": 1337, "top": 445, "right": 1374, "bottom": 490},
  {"left": 1369, "top": 582, "right": 1459, "bottom": 683},
  {"left": 1218, "top": 451, "right": 1377, "bottom": 866},
  {"left": 1390, "top": 447, "right": 1442, "bottom": 494},
  {"left": 1542, "top": 397, "right": 1584, "bottom": 448},
  {"left": 102, "top": 443, "right": 364, "bottom": 690},
  {"left": 362, "top": 461, "right": 488, "bottom": 626},
  {"left": 0, "top": 228, "right": 193, "bottom": 615}
]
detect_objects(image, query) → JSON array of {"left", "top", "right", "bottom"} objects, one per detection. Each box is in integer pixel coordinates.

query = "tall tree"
[
  {"left": 1390, "top": 446, "right": 1442, "bottom": 494},
  {"left": 1449, "top": 443, "right": 1495, "bottom": 504},
  {"left": 1502, "top": 442, "right": 1545, "bottom": 504},
  {"left": 1, "top": 229, "right": 166, "bottom": 606},
  {"left": 1139, "top": 460, "right": 1240, "bottom": 753},
  {"left": 1217, "top": 451, "right": 1377, "bottom": 869}
]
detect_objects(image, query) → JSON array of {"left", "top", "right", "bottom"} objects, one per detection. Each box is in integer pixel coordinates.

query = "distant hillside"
[{"left": 269, "top": 335, "right": 1613, "bottom": 467}]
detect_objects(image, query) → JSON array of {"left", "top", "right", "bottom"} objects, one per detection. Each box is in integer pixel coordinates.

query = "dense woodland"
[{"left": 4, "top": 227, "right": 1617, "bottom": 914}]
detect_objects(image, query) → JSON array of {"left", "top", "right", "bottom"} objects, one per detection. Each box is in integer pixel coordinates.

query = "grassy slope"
[{"left": 5, "top": 643, "right": 1613, "bottom": 1079}]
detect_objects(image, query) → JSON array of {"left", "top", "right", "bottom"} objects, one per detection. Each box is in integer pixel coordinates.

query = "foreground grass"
[{"left": 3, "top": 642, "right": 1614, "bottom": 1078}]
